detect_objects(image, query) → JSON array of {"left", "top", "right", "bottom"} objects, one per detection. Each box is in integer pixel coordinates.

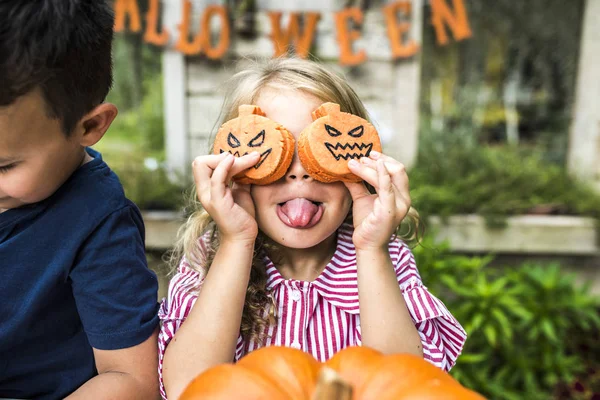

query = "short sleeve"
[
  {"left": 392, "top": 241, "right": 467, "bottom": 371},
  {"left": 70, "top": 204, "right": 160, "bottom": 350}
]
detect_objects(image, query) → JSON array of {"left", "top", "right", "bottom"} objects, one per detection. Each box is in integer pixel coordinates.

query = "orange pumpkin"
[
  {"left": 213, "top": 105, "right": 295, "bottom": 185},
  {"left": 324, "top": 346, "right": 385, "bottom": 393},
  {"left": 180, "top": 345, "right": 486, "bottom": 400},
  {"left": 298, "top": 102, "right": 382, "bottom": 183},
  {"left": 237, "top": 346, "right": 321, "bottom": 399},
  {"left": 326, "top": 349, "right": 483, "bottom": 400},
  {"left": 178, "top": 363, "right": 289, "bottom": 400}
]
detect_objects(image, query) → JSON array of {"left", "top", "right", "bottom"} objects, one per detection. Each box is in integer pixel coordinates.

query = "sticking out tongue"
[{"left": 278, "top": 198, "right": 321, "bottom": 228}]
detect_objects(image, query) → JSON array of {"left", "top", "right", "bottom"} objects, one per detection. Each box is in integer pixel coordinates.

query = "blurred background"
[{"left": 97, "top": 0, "right": 600, "bottom": 398}]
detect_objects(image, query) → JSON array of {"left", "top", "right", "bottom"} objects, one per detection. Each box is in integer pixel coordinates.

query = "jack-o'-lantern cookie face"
[
  {"left": 298, "top": 102, "right": 382, "bottom": 183},
  {"left": 213, "top": 105, "right": 295, "bottom": 185}
]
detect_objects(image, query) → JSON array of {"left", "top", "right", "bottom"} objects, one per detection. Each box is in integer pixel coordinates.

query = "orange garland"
[
  {"left": 268, "top": 12, "right": 321, "bottom": 59},
  {"left": 143, "top": 0, "right": 170, "bottom": 46},
  {"left": 114, "top": 0, "right": 473, "bottom": 64},
  {"left": 334, "top": 7, "right": 367, "bottom": 66},
  {"left": 382, "top": 1, "right": 419, "bottom": 59},
  {"left": 174, "top": 0, "right": 202, "bottom": 55},
  {"left": 113, "top": 0, "right": 142, "bottom": 33},
  {"left": 430, "top": 0, "right": 473, "bottom": 45},
  {"left": 201, "top": 5, "right": 230, "bottom": 59}
]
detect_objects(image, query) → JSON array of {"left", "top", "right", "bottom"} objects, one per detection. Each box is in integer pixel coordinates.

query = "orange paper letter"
[
  {"left": 382, "top": 1, "right": 419, "bottom": 59},
  {"left": 144, "top": 0, "right": 170, "bottom": 46},
  {"left": 114, "top": 0, "right": 142, "bottom": 33},
  {"left": 268, "top": 12, "right": 321, "bottom": 58},
  {"left": 430, "top": 0, "right": 473, "bottom": 45},
  {"left": 201, "top": 5, "right": 230, "bottom": 59},
  {"left": 175, "top": 0, "right": 203, "bottom": 55},
  {"left": 334, "top": 7, "right": 367, "bottom": 66}
]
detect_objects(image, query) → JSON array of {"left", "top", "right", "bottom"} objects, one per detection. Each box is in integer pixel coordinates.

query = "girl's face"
[{"left": 250, "top": 88, "right": 352, "bottom": 249}]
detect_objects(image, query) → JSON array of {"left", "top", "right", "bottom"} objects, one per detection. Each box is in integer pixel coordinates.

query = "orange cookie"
[
  {"left": 213, "top": 105, "right": 295, "bottom": 185},
  {"left": 298, "top": 102, "right": 382, "bottom": 183}
]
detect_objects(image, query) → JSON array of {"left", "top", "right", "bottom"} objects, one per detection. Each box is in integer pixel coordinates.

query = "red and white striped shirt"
[{"left": 158, "top": 224, "right": 466, "bottom": 399}]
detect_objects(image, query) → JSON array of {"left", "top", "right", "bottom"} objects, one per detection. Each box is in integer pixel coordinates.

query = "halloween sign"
[
  {"left": 213, "top": 105, "right": 295, "bottom": 185},
  {"left": 298, "top": 103, "right": 382, "bottom": 183},
  {"left": 113, "top": 0, "right": 472, "bottom": 66}
]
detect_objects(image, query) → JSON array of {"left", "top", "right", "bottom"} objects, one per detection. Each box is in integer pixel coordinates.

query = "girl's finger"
[
  {"left": 359, "top": 156, "right": 377, "bottom": 170},
  {"left": 385, "top": 161, "right": 410, "bottom": 197},
  {"left": 368, "top": 152, "right": 410, "bottom": 197},
  {"left": 348, "top": 159, "right": 379, "bottom": 189},
  {"left": 195, "top": 152, "right": 231, "bottom": 170},
  {"left": 192, "top": 155, "right": 225, "bottom": 203},
  {"left": 227, "top": 152, "right": 261, "bottom": 181},
  {"left": 211, "top": 153, "right": 235, "bottom": 201},
  {"left": 343, "top": 181, "right": 372, "bottom": 201},
  {"left": 377, "top": 159, "right": 395, "bottom": 214}
]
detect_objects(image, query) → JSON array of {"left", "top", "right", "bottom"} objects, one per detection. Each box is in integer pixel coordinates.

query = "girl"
[{"left": 158, "top": 57, "right": 466, "bottom": 399}]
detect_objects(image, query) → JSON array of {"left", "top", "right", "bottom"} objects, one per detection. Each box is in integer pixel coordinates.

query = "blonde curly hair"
[{"left": 167, "top": 57, "right": 421, "bottom": 343}]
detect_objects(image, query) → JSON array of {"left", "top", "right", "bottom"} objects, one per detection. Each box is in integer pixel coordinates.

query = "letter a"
[{"left": 114, "top": 0, "right": 142, "bottom": 33}]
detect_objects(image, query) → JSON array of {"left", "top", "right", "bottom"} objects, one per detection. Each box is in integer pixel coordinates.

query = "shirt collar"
[{"left": 265, "top": 223, "right": 360, "bottom": 314}]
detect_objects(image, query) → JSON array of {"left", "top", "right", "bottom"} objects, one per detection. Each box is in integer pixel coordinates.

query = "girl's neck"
[{"left": 270, "top": 231, "right": 338, "bottom": 282}]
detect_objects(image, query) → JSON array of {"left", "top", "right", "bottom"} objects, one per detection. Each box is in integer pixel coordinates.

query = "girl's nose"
[{"left": 285, "top": 152, "right": 312, "bottom": 181}]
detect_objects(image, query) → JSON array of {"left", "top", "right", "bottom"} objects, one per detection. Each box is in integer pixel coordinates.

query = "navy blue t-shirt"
[{"left": 0, "top": 148, "right": 160, "bottom": 399}]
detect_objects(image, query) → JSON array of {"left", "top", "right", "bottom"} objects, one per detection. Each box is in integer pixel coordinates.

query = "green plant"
[
  {"left": 413, "top": 235, "right": 600, "bottom": 400},
  {"left": 409, "top": 122, "right": 600, "bottom": 224},
  {"left": 112, "top": 163, "right": 188, "bottom": 211},
  {"left": 95, "top": 66, "right": 191, "bottom": 210}
]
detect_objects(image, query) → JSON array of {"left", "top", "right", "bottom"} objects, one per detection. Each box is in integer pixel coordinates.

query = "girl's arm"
[
  {"left": 162, "top": 152, "right": 261, "bottom": 399},
  {"left": 355, "top": 246, "right": 422, "bottom": 356},
  {"left": 346, "top": 153, "right": 466, "bottom": 369},
  {"left": 162, "top": 238, "right": 254, "bottom": 399},
  {"left": 346, "top": 153, "right": 420, "bottom": 355}
]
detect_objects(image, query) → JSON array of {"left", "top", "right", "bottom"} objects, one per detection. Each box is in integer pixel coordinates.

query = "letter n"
[{"left": 430, "top": 0, "right": 472, "bottom": 45}]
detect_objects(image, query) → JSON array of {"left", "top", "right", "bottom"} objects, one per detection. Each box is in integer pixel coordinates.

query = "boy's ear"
[{"left": 77, "top": 103, "right": 118, "bottom": 147}]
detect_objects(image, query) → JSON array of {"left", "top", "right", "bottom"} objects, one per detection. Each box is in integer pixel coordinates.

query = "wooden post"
[
  {"left": 568, "top": 0, "right": 600, "bottom": 190},
  {"left": 390, "top": 0, "right": 423, "bottom": 168},
  {"left": 163, "top": 0, "right": 189, "bottom": 176}
]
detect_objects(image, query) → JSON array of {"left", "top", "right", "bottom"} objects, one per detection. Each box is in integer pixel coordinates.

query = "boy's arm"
[
  {"left": 69, "top": 204, "right": 160, "bottom": 398},
  {"left": 66, "top": 329, "right": 160, "bottom": 400}
]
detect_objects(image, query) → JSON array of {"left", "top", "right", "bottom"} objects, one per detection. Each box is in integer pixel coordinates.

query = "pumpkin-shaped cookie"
[
  {"left": 213, "top": 105, "right": 295, "bottom": 185},
  {"left": 298, "top": 103, "right": 382, "bottom": 183}
]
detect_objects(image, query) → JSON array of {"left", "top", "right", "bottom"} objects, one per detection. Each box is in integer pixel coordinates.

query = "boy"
[{"left": 0, "top": 1, "right": 160, "bottom": 399}]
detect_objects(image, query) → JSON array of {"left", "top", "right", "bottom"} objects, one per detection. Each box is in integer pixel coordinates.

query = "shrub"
[
  {"left": 413, "top": 236, "right": 600, "bottom": 399},
  {"left": 409, "top": 122, "right": 600, "bottom": 223}
]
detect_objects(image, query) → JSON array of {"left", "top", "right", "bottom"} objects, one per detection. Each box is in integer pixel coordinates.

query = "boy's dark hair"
[{"left": 0, "top": 0, "right": 115, "bottom": 135}]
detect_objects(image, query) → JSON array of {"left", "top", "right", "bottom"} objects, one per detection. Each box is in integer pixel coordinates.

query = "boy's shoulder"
[{"left": 50, "top": 148, "right": 139, "bottom": 227}]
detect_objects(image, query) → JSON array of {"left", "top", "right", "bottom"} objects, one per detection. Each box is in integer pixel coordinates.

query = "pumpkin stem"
[
  {"left": 238, "top": 105, "right": 266, "bottom": 117},
  {"left": 312, "top": 102, "right": 341, "bottom": 120},
  {"left": 312, "top": 367, "right": 353, "bottom": 400}
]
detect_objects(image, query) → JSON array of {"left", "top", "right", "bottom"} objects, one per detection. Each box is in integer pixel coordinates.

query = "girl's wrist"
[
  {"left": 355, "top": 246, "right": 391, "bottom": 262},
  {"left": 219, "top": 235, "right": 257, "bottom": 250}
]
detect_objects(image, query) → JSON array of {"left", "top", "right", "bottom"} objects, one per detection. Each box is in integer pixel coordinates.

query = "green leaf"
[
  {"left": 466, "top": 313, "right": 485, "bottom": 333},
  {"left": 491, "top": 308, "right": 513, "bottom": 340},
  {"left": 541, "top": 318, "right": 558, "bottom": 342},
  {"left": 505, "top": 305, "right": 533, "bottom": 322},
  {"left": 484, "top": 325, "right": 497, "bottom": 347},
  {"left": 456, "top": 353, "right": 487, "bottom": 364}
]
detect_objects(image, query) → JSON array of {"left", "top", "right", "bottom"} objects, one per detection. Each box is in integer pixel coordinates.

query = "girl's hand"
[
  {"left": 193, "top": 152, "right": 261, "bottom": 243},
  {"left": 344, "top": 151, "right": 411, "bottom": 251}
]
